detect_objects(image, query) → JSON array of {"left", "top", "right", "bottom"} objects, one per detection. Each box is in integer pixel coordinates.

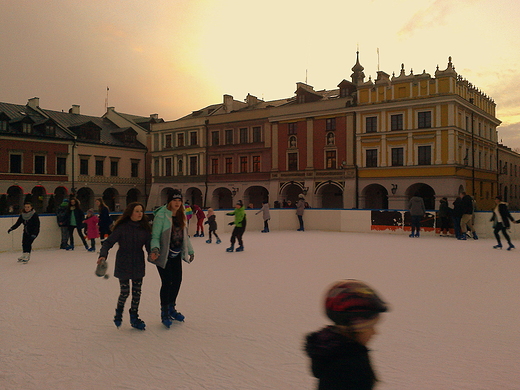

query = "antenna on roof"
[
  {"left": 105, "top": 86, "right": 109, "bottom": 112},
  {"left": 305, "top": 69, "right": 308, "bottom": 84},
  {"left": 377, "top": 48, "right": 380, "bottom": 71}
]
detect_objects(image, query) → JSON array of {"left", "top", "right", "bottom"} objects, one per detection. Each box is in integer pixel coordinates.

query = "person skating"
[
  {"left": 83, "top": 208, "right": 100, "bottom": 252},
  {"left": 56, "top": 198, "right": 69, "bottom": 249},
  {"left": 8, "top": 202, "right": 40, "bottom": 263},
  {"left": 193, "top": 204, "right": 206, "bottom": 237},
  {"left": 95, "top": 198, "right": 112, "bottom": 243},
  {"left": 256, "top": 200, "right": 271, "bottom": 233},
  {"left": 491, "top": 195, "right": 517, "bottom": 250},
  {"left": 226, "top": 200, "right": 246, "bottom": 252},
  {"left": 408, "top": 192, "right": 425, "bottom": 237},
  {"left": 305, "top": 279, "right": 389, "bottom": 390},
  {"left": 65, "top": 197, "right": 89, "bottom": 250},
  {"left": 296, "top": 194, "right": 305, "bottom": 231},
  {"left": 438, "top": 197, "right": 452, "bottom": 237},
  {"left": 150, "top": 190, "right": 194, "bottom": 328},
  {"left": 97, "top": 202, "right": 152, "bottom": 330},
  {"left": 459, "top": 191, "right": 478, "bottom": 240},
  {"left": 204, "top": 208, "right": 221, "bottom": 244}
]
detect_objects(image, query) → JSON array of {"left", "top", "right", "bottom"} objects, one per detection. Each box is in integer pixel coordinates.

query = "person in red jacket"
[{"left": 192, "top": 204, "right": 206, "bottom": 237}]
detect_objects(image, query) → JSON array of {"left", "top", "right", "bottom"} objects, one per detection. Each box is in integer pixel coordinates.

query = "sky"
[{"left": 1, "top": 0, "right": 520, "bottom": 148}]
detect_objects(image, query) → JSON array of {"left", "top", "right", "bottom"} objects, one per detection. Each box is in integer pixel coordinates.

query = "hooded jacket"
[
  {"left": 227, "top": 206, "right": 246, "bottom": 228},
  {"left": 491, "top": 202, "right": 515, "bottom": 228},
  {"left": 305, "top": 326, "right": 376, "bottom": 390},
  {"left": 151, "top": 204, "right": 194, "bottom": 268},
  {"left": 408, "top": 196, "right": 426, "bottom": 217}
]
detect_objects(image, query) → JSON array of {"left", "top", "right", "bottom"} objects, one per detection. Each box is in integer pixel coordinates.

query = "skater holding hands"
[
  {"left": 305, "top": 279, "right": 389, "bottom": 390},
  {"left": 8, "top": 201, "right": 40, "bottom": 263},
  {"left": 255, "top": 200, "right": 270, "bottom": 233},
  {"left": 226, "top": 200, "right": 246, "bottom": 252},
  {"left": 204, "top": 208, "right": 221, "bottom": 244},
  {"left": 150, "top": 190, "right": 194, "bottom": 328},
  {"left": 97, "top": 202, "right": 152, "bottom": 330}
]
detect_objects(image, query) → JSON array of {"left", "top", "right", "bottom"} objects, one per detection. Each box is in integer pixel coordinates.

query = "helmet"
[{"left": 325, "top": 279, "right": 388, "bottom": 328}]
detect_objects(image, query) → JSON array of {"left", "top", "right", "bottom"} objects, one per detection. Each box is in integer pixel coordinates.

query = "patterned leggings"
[{"left": 116, "top": 278, "right": 143, "bottom": 312}]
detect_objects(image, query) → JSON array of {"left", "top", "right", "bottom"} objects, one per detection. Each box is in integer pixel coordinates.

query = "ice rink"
[{"left": 1, "top": 230, "right": 519, "bottom": 389}]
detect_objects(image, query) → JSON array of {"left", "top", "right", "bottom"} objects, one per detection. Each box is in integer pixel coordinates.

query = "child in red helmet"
[{"left": 305, "top": 279, "right": 388, "bottom": 390}]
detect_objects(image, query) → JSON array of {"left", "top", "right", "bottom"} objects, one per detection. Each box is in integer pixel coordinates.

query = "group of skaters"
[{"left": 409, "top": 191, "right": 518, "bottom": 250}]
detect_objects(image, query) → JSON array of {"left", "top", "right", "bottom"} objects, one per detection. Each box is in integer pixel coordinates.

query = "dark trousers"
[
  {"left": 263, "top": 219, "right": 270, "bottom": 232},
  {"left": 411, "top": 215, "right": 421, "bottom": 235},
  {"left": 230, "top": 226, "right": 245, "bottom": 246},
  {"left": 157, "top": 254, "right": 182, "bottom": 307},
  {"left": 22, "top": 232, "right": 35, "bottom": 253},
  {"left": 60, "top": 226, "right": 69, "bottom": 248},
  {"left": 297, "top": 215, "right": 304, "bottom": 230},
  {"left": 117, "top": 278, "right": 143, "bottom": 312},
  {"left": 208, "top": 229, "right": 220, "bottom": 240},
  {"left": 452, "top": 216, "right": 462, "bottom": 238},
  {"left": 494, "top": 222, "right": 512, "bottom": 245},
  {"left": 68, "top": 226, "right": 88, "bottom": 248},
  {"left": 440, "top": 216, "right": 450, "bottom": 232}
]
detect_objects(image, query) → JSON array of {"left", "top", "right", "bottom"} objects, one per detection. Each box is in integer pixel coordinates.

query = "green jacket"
[
  {"left": 151, "top": 205, "right": 194, "bottom": 268},
  {"left": 227, "top": 206, "right": 246, "bottom": 228}
]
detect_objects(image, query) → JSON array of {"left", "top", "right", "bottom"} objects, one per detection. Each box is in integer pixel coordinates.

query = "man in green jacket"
[{"left": 226, "top": 200, "right": 246, "bottom": 252}]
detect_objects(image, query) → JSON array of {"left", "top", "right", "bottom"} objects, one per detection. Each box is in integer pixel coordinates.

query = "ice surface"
[{"left": 1, "top": 231, "right": 519, "bottom": 390}]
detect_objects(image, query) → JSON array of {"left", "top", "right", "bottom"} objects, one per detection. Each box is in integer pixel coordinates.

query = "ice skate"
[
  {"left": 472, "top": 232, "right": 478, "bottom": 240},
  {"left": 235, "top": 245, "right": 244, "bottom": 252},
  {"left": 199, "top": 232, "right": 204, "bottom": 237},
  {"left": 216, "top": 238, "right": 221, "bottom": 244},
  {"left": 169, "top": 304, "right": 185, "bottom": 322},
  {"left": 129, "top": 309, "right": 146, "bottom": 330},
  {"left": 161, "top": 306, "right": 172, "bottom": 328},
  {"left": 493, "top": 244, "right": 502, "bottom": 249},
  {"left": 114, "top": 308, "right": 123, "bottom": 328},
  {"left": 206, "top": 239, "right": 212, "bottom": 244},
  {"left": 65, "top": 245, "right": 74, "bottom": 250},
  {"left": 507, "top": 243, "right": 515, "bottom": 251},
  {"left": 193, "top": 233, "right": 200, "bottom": 237},
  {"left": 226, "top": 244, "right": 234, "bottom": 252}
]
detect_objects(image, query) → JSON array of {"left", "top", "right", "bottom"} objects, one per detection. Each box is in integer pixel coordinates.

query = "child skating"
[
  {"left": 255, "top": 200, "right": 270, "bottom": 233},
  {"left": 305, "top": 279, "right": 389, "bottom": 389},
  {"left": 83, "top": 209, "right": 100, "bottom": 252},
  {"left": 193, "top": 204, "right": 206, "bottom": 237},
  {"left": 97, "top": 202, "right": 152, "bottom": 330},
  {"left": 204, "top": 208, "right": 221, "bottom": 244},
  {"left": 7, "top": 202, "right": 40, "bottom": 263},
  {"left": 226, "top": 200, "right": 246, "bottom": 252}
]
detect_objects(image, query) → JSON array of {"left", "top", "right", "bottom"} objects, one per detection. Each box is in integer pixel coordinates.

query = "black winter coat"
[
  {"left": 98, "top": 206, "right": 112, "bottom": 231},
  {"left": 99, "top": 220, "right": 151, "bottom": 280},
  {"left": 10, "top": 212, "right": 40, "bottom": 237},
  {"left": 491, "top": 203, "right": 515, "bottom": 228},
  {"left": 305, "top": 326, "right": 377, "bottom": 390},
  {"left": 460, "top": 195, "right": 474, "bottom": 215},
  {"left": 205, "top": 214, "right": 217, "bottom": 230},
  {"left": 66, "top": 207, "right": 85, "bottom": 227}
]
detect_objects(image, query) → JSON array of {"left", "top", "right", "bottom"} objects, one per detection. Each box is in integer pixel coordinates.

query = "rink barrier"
[{"left": 0, "top": 209, "right": 517, "bottom": 253}]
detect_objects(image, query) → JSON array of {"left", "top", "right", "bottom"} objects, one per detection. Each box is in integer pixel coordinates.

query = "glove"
[
  {"left": 228, "top": 222, "right": 234, "bottom": 226},
  {"left": 7, "top": 228, "right": 12, "bottom": 234},
  {"left": 189, "top": 254, "right": 194, "bottom": 263}
]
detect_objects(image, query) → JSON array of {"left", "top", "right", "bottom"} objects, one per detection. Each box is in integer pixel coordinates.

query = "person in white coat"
[{"left": 255, "top": 200, "right": 271, "bottom": 233}]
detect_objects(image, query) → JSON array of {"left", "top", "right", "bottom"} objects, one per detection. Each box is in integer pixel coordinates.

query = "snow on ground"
[{"left": 1, "top": 230, "right": 519, "bottom": 390}]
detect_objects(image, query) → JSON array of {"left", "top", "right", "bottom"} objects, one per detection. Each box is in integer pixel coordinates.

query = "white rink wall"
[{"left": 1, "top": 209, "right": 519, "bottom": 252}]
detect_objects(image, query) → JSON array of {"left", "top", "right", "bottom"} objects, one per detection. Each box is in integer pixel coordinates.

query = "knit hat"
[
  {"left": 167, "top": 189, "right": 183, "bottom": 203},
  {"left": 325, "top": 279, "right": 388, "bottom": 329},
  {"left": 299, "top": 194, "right": 305, "bottom": 199},
  {"left": 236, "top": 200, "right": 243, "bottom": 207}
]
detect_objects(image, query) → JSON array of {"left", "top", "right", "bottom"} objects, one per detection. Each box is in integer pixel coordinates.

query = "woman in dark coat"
[
  {"left": 98, "top": 202, "right": 152, "bottom": 330},
  {"left": 8, "top": 201, "right": 40, "bottom": 262},
  {"left": 490, "top": 195, "right": 517, "bottom": 250},
  {"left": 65, "top": 196, "right": 89, "bottom": 250},
  {"left": 95, "top": 198, "right": 112, "bottom": 242}
]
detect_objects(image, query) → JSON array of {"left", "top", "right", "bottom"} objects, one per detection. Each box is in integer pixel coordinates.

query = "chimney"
[
  {"left": 150, "top": 113, "right": 159, "bottom": 120},
  {"left": 69, "top": 104, "right": 80, "bottom": 115},
  {"left": 27, "top": 97, "right": 40, "bottom": 109},
  {"left": 246, "top": 94, "right": 260, "bottom": 107},
  {"left": 223, "top": 94, "right": 234, "bottom": 112}
]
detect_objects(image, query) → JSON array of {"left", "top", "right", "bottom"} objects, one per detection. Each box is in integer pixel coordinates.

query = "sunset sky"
[{"left": 1, "top": 0, "right": 520, "bottom": 148}]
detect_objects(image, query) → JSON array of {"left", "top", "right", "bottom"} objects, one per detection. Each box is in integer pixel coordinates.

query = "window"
[
  {"left": 165, "top": 157, "right": 172, "bottom": 176},
  {"left": 57, "top": 157, "right": 67, "bottom": 175},
  {"left": 165, "top": 134, "right": 172, "bottom": 149},
  {"left": 95, "top": 159, "right": 104, "bottom": 176},
  {"left": 0, "top": 120, "right": 7, "bottom": 131},
  {"left": 154, "top": 159, "right": 159, "bottom": 176},
  {"left": 391, "top": 148, "right": 404, "bottom": 166},
  {"left": 212, "top": 131, "right": 220, "bottom": 146},
  {"left": 190, "top": 131, "right": 198, "bottom": 146},
  {"left": 240, "top": 156, "right": 248, "bottom": 173},
  {"left": 178, "top": 159, "right": 183, "bottom": 174},
  {"left": 131, "top": 161, "right": 139, "bottom": 177},
  {"left": 391, "top": 114, "right": 403, "bottom": 131},
  {"left": 177, "top": 133, "right": 185, "bottom": 147},
  {"left": 366, "top": 117, "right": 377, "bottom": 133},
  {"left": 10, "top": 154, "right": 22, "bottom": 173},
  {"left": 418, "top": 111, "right": 431, "bottom": 129},
  {"left": 225, "top": 157, "right": 233, "bottom": 174},
  {"left": 225, "top": 129, "right": 233, "bottom": 145},
  {"left": 252, "top": 156, "right": 260, "bottom": 172},
  {"left": 326, "top": 118, "right": 336, "bottom": 131},
  {"left": 45, "top": 124, "right": 56, "bottom": 136},
  {"left": 34, "top": 155, "right": 45, "bottom": 174},
  {"left": 288, "top": 152, "right": 298, "bottom": 171},
  {"left": 252, "top": 126, "right": 262, "bottom": 143},
  {"left": 110, "top": 160, "right": 118, "bottom": 176},
  {"left": 153, "top": 134, "right": 159, "bottom": 151},
  {"left": 189, "top": 156, "right": 197, "bottom": 175},
  {"left": 366, "top": 149, "right": 378, "bottom": 167},
  {"left": 418, "top": 145, "right": 431, "bottom": 165},
  {"left": 326, "top": 150, "right": 336, "bottom": 169},
  {"left": 288, "top": 123, "right": 297, "bottom": 135},
  {"left": 80, "top": 158, "right": 89, "bottom": 175},
  {"left": 239, "top": 128, "right": 248, "bottom": 144},
  {"left": 22, "top": 122, "right": 32, "bottom": 133},
  {"left": 211, "top": 158, "right": 219, "bottom": 174}
]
